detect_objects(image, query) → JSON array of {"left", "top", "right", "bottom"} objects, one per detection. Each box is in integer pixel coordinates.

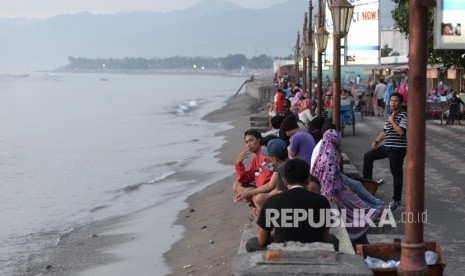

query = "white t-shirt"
[{"left": 310, "top": 140, "right": 323, "bottom": 172}]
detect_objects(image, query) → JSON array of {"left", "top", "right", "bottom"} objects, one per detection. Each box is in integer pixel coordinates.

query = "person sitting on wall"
[
  {"left": 255, "top": 159, "right": 331, "bottom": 248},
  {"left": 236, "top": 138, "right": 289, "bottom": 217},
  {"left": 280, "top": 115, "right": 316, "bottom": 165},
  {"left": 232, "top": 129, "right": 273, "bottom": 204}
]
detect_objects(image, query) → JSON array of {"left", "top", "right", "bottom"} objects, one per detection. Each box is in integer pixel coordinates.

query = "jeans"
[
  {"left": 341, "top": 174, "right": 384, "bottom": 210},
  {"left": 363, "top": 145, "right": 406, "bottom": 202}
]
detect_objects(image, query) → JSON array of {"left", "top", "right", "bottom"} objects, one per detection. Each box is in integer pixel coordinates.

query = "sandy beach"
[
  {"left": 165, "top": 93, "right": 263, "bottom": 275},
  {"left": 22, "top": 92, "right": 262, "bottom": 276}
]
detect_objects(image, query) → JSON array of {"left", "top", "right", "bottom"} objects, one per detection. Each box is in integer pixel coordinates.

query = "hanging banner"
[
  {"left": 447, "top": 68, "right": 457, "bottom": 79},
  {"left": 324, "top": 0, "right": 380, "bottom": 65},
  {"left": 363, "top": 68, "right": 373, "bottom": 75},
  {"left": 427, "top": 69, "right": 438, "bottom": 79},
  {"left": 435, "top": 0, "right": 465, "bottom": 49}
]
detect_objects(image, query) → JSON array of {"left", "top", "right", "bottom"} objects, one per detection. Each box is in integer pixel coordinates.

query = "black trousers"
[{"left": 363, "top": 145, "right": 406, "bottom": 202}]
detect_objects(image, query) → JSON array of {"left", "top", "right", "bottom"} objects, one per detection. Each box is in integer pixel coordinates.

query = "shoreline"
[
  {"left": 37, "top": 68, "right": 272, "bottom": 78},
  {"left": 165, "top": 93, "right": 262, "bottom": 275},
  {"left": 21, "top": 93, "right": 262, "bottom": 276}
]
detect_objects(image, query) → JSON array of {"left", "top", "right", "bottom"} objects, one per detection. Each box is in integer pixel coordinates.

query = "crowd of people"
[
  {"left": 232, "top": 81, "right": 410, "bottom": 252},
  {"left": 427, "top": 84, "right": 465, "bottom": 125}
]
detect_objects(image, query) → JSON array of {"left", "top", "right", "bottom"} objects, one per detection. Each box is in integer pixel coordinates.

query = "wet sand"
[
  {"left": 23, "top": 93, "right": 262, "bottom": 276},
  {"left": 165, "top": 93, "right": 262, "bottom": 275}
]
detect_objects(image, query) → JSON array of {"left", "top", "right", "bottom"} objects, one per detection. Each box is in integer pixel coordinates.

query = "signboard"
[
  {"left": 447, "top": 68, "right": 457, "bottom": 79},
  {"left": 435, "top": 0, "right": 465, "bottom": 49},
  {"left": 324, "top": 0, "right": 380, "bottom": 65},
  {"left": 363, "top": 68, "right": 373, "bottom": 75},
  {"left": 427, "top": 69, "right": 438, "bottom": 79}
]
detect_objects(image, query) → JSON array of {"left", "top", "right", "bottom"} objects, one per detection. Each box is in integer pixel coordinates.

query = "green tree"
[
  {"left": 221, "top": 54, "right": 248, "bottom": 70},
  {"left": 381, "top": 44, "right": 394, "bottom": 57},
  {"left": 248, "top": 54, "right": 273, "bottom": 69},
  {"left": 391, "top": 0, "right": 465, "bottom": 68},
  {"left": 381, "top": 44, "right": 401, "bottom": 57},
  {"left": 63, "top": 54, "right": 277, "bottom": 71}
]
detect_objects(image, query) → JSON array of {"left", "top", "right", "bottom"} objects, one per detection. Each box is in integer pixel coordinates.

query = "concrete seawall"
[
  {"left": 245, "top": 78, "right": 275, "bottom": 132},
  {"left": 245, "top": 78, "right": 275, "bottom": 108}
]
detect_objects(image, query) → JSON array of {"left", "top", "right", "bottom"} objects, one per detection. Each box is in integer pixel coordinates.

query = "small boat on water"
[
  {"left": 8, "top": 73, "right": 30, "bottom": 78},
  {"left": 100, "top": 78, "right": 109, "bottom": 81}
]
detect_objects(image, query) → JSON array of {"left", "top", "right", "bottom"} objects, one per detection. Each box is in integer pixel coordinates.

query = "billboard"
[
  {"left": 434, "top": 0, "right": 465, "bottom": 49},
  {"left": 323, "top": 0, "right": 380, "bottom": 66}
]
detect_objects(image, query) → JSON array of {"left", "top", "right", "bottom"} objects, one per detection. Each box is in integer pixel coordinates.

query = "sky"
[{"left": 0, "top": 0, "right": 289, "bottom": 18}]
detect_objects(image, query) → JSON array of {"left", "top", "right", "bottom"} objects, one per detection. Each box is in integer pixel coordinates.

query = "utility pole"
[
  {"left": 308, "top": 0, "right": 313, "bottom": 99},
  {"left": 302, "top": 13, "right": 308, "bottom": 96},
  {"left": 397, "top": 0, "right": 434, "bottom": 274},
  {"left": 295, "top": 32, "right": 300, "bottom": 84}
]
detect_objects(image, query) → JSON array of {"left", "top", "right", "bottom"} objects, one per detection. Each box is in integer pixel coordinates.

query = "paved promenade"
[{"left": 342, "top": 114, "right": 465, "bottom": 275}]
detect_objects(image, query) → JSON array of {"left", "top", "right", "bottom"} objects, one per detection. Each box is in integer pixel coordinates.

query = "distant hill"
[{"left": 0, "top": 0, "right": 395, "bottom": 72}]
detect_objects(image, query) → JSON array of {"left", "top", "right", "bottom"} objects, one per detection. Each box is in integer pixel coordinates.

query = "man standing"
[
  {"left": 233, "top": 129, "right": 273, "bottom": 203},
  {"left": 374, "top": 79, "right": 387, "bottom": 116},
  {"left": 364, "top": 78, "right": 374, "bottom": 116},
  {"left": 362, "top": 93, "right": 407, "bottom": 211}
]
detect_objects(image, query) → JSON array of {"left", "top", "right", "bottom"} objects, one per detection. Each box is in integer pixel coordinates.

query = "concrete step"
[
  {"left": 250, "top": 121, "right": 269, "bottom": 128},
  {"left": 341, "top": 152, "right": 351, "bottom": 164},
  {"left": 250, "top": 115, "right": 269, "bottom": 122},
  {"left": 343, "top": 163, "right": 360, "bottom": 178}
]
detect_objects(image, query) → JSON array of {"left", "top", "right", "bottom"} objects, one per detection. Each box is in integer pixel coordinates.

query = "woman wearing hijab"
[
  {"left": 297, "top": 98, "right": 315, "bottom": 126},
  {"left": 384, "top": 83, "right": 395, "bottom": 114},
  {"left": 311, "top": 129, "right": 382, "bottom": 245},
  {"left": 291, "top": 91, "right": 303, "bottom": 108}
]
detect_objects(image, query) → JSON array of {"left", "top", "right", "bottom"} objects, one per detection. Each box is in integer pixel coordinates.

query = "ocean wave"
[
  {"left": 4, "top": 228, "right": 71, "bottom": 275},
  {"left": 89, "top": 205, "right": 109, "bottom": 213},
  {"left": 115, "top": 171, "right": 176, "bottom": 195},
  {"left": 175, "top": 99, "right": 201, "bottom": 115}
]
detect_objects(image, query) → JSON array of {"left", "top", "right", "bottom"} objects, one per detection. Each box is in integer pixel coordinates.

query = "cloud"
[{"left": 0, "top": 0, "right": 288, "bottom": 18}]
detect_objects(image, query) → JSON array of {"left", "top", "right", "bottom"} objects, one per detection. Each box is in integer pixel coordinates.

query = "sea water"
[{"left": 0, "top": 72, "right": 246, "bottom": 275}]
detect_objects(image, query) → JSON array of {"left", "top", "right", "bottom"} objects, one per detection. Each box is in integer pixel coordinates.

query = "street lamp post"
[
  {"left": 302, "top": 13, "right": 308, "bottom": 96},
  {"left": 315, "top": 2, "right": 329, "bottom": 117},
  {"left": 397, "top": 1, "right": 434, "bottom": 275},
  {"left": 295, "top": 32, "right": 300, "bottom": 84},
  {"left": 302, "top": 41, "right": 314, "bottom": 100},
  {"left": 307, "top": 0, "right": 314, "bottom": 100},
  {"left": 328, "top": 0, "right": 354, "bottom": 130}
]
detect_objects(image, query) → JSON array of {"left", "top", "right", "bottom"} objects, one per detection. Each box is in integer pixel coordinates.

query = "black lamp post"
[
  {"left": 315, "top": 6, "right": 329, "bottom": 117},
  {"left": 307, "top": 0, "right": 314, "bottom": 100},
  {"left": 328, "top": 0, "right": 354, "bottom": 130},
  {"left": 302, "top": 13, "right": 308, "bottom": 96},
  {"left": 302, "top": 37, "right": 314, "bottom": 100},
  {"left": 295, "top": 32, "right": 300, "bottom": 84}
]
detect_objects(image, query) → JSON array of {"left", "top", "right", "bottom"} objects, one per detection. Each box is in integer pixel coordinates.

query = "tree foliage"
[
  {"left": 391, "top": 0, "right": 465, "bottom": 68},
  {"left": 381, "top": 44, "right": 400, "bottom": 57},
  {"left": 63, "top": 54, "right": 278, "bottom": 71},
  {"left": 221, "top": 54, "right": 248, "bottom": 70}
]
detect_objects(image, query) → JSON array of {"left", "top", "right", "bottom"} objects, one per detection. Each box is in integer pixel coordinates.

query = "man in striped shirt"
[{"left": 362, "top": 93, "right": 407, "bottom": 211}]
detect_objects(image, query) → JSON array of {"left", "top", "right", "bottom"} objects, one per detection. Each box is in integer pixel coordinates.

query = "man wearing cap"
[
  {"left": 280, "top": 115, "right": 316, "bottom": 165},
  {"left": 236, "top": 139, "right": 289, "bottom": 215},
  {"left": 233, "top": 129, "right": 273, "bottom": 203}
]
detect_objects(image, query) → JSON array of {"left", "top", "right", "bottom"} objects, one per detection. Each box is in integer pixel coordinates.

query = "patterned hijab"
[
  {"left": 298, "top": 99, "right": 312, "bottom": 115},
  {"left": 310, "top": 129, "right": 343, "bottom": 196}
]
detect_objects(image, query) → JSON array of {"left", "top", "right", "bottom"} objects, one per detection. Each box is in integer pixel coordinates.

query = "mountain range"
[{"left": 0, "top": 0, "right": 395, "bottom": 72}]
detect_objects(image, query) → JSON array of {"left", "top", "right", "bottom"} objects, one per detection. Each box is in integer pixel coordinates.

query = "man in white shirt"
[{"left": 374, "top": 79, "right": 387, "bottom": 116}]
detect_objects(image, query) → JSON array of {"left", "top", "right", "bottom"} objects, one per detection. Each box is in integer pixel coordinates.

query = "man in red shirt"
[{"left": 233, "top": 129, "right": 273, "bottom": 204}]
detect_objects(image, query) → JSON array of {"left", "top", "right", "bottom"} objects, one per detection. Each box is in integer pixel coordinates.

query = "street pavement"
[{"left": 341, "top": 113, "right": 465, "bottom": 275}]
